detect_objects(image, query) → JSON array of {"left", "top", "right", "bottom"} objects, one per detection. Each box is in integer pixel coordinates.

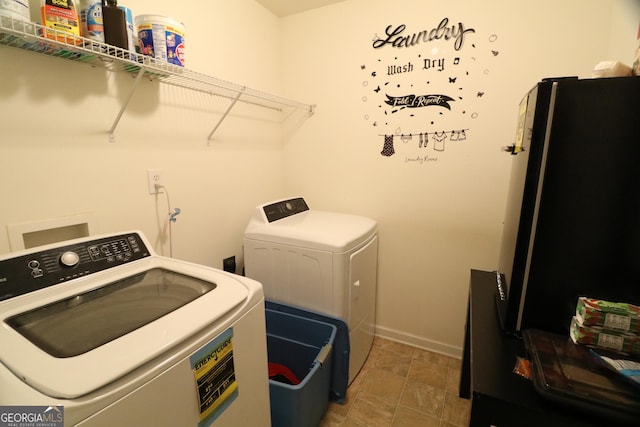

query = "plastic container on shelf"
[
  {"left": 118, "top": 5, "right": 135, "bottom": 54},
  {"left": 78, "top": 0, "right": 104, "bottom": 43},
  {"left": 135, "top": 14, "right": 184, "bottom": 66},
  {"left": 0, "top": 0, "right": 30, "bottom": 21}
]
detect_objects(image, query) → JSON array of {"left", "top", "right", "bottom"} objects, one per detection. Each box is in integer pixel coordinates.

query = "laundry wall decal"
[
  {"left": 372, "top": 19, "right": 476, "bottom": 51},
  {"left": 360, "top": 15, "right": 502, "bottom": 166},
  {"left": 384, "top": 94, "right": 454, "bottom": 110}
]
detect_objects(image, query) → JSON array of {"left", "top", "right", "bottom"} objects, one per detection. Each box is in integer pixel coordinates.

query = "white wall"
[
  {"left": 0, "top": 0, "right": 290, "bottom": 269},
  {"left": 279, "top": 0, "right": 638, "bottom": 356}
]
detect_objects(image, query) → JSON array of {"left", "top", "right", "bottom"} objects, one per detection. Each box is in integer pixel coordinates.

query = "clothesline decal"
[
  {"left": 377, "top": 129, "right": 469, "bottom": 138},
  {"left": 379, "top": 129, "right": 469, "bottom": 157}
]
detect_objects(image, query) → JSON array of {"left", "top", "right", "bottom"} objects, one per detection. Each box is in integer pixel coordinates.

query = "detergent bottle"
[
  {"left": 40, "top": 0, "right": 81, "bottom": 44},
  {"left": 102, "top": 0, "right": 128, "bottom": 50},
  {"left": 79, "top": 0, "right": 104, "bottom": 44}
]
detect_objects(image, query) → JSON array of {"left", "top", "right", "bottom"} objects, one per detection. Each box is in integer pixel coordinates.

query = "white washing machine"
[
  {"left": 243, "top": 197, "right": 378, "bottom": 383},
  {"left": 0, "top": 231, "right": 271, "bottom": 426}
]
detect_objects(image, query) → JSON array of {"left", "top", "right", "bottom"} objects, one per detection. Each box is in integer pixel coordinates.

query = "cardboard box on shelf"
[
  {"left": 575, "top": 297, "right": 640, "bottom": 334},
  {"left": 570, "top": 316, "right": 640, "bottom": 356}
]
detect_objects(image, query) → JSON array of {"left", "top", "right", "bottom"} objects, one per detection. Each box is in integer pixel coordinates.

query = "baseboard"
[{"left": 374, "top": 325, "right": 463, "bottom": 359}]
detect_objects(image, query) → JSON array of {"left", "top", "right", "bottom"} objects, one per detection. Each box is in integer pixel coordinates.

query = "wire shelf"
[{"left": 0, "top": 15, "right": 314, "bottom": 141}]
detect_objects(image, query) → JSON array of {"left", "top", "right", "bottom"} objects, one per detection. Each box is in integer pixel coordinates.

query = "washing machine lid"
[
  {"left": 0, "top": 254, "right": 260, "bottom": 399},
  {"left": 245, "top": 208, "right": 377, "bottom": 252}
]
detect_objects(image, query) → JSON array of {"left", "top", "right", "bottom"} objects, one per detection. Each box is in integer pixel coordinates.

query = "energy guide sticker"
[{"left": 190, "top": 328, "right": 238, "bottom": 427}]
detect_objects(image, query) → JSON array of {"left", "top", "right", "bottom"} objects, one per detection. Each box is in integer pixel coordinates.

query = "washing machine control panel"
[
  {"left": 262, "top": 197, "right": 309, "bottom": 222},
  {"left": 0, "top": 232, "right": 151, "bottom": 301}
]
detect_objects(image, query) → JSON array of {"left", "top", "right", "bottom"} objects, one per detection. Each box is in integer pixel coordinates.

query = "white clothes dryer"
[
  {"left": 243, "top": 197, "right": 378, "bottom": 383},
  {"left": 0, "top": 231, "right": 271, "bottom": 426}
]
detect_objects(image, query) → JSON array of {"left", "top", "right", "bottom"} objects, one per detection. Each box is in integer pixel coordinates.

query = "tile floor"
[{"left": 320, "top": 336, "right": 471, "bottom": 427}]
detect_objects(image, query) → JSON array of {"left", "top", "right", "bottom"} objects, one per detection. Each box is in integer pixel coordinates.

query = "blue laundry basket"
[{"left": 265, "top": 308, "right": 336, "bottom": 427}]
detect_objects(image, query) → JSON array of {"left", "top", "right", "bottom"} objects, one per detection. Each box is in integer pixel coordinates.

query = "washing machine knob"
[{"left": 60, "top": 251, "right": 80, "bottom": 268}]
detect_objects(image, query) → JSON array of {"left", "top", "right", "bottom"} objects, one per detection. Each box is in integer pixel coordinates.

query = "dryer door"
[{"left": 348, "top": 235, "right": 378, "bottom": 381}]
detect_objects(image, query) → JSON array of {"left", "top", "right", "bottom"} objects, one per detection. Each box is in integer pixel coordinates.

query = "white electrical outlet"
[{"left": 147, "top": 169, "right": 163, "bottom": 194}]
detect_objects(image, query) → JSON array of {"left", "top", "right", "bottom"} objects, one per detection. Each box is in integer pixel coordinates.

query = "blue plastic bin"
[
  {"left": 265, "top": 300, "right": 349, "bottom": 403},
  {"left": 266, "top": 308, "right": 337, "bottom": 427}
]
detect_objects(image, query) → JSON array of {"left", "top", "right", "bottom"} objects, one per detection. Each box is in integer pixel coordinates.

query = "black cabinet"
[{"left": 460, "top": 269, "right": 636, "bottom": 427}]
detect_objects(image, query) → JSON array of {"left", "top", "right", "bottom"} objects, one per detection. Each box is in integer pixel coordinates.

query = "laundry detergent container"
[
  {"left": 266, "top": 308, "right": 336, "bottom": 427},
  {"left": 244, "top": 197, "right": 378, "bottom": 384}
]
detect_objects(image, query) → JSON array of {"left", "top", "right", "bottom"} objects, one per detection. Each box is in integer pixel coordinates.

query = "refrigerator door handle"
[{"left": 503, "top": 144, "right": 526, "bottom": 155}]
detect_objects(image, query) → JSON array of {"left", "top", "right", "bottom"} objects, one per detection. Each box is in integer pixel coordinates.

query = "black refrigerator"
[{"left": 496, "top": 76, "right": 640, "bottom": 335}]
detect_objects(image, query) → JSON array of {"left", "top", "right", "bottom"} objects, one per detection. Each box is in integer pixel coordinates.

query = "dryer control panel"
[
  {"left": 0, "top": 232, "right": 151, "bottom": 301},
  {"left": 262, "top": 197, "right": 309, "bottom": 222}
]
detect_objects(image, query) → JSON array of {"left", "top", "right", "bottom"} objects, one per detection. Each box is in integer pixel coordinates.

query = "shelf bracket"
[
  {"left": 207, "top": 87, "right": 246, "bottom": 143},
  {"left": 108, "top": 68, "right": 146, "bottom": 142}
]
